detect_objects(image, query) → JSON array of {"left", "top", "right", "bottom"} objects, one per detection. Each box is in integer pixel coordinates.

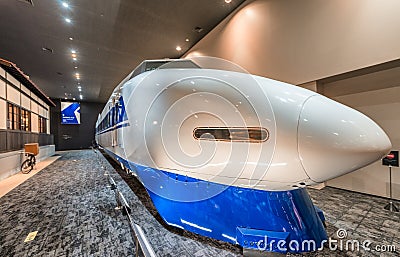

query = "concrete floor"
[{"left": 0, "top": 149, "right": 399, "bottom": 256}]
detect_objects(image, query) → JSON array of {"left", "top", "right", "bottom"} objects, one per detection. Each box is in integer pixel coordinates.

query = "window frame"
[
  {"left": 38, "top": 116, "right": 47, "bottom": 133},
  {"left": 20, "top": 108, "right": 31, "bottom": 132},
  {"left": 7, "top": 102, "right": 22, "bottom": 130},
  {"left": 193, "top": 127, "right": 269, "bottom": 143}
]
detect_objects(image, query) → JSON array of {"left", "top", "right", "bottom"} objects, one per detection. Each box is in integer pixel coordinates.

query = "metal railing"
[
  {"left": 93, "top": 148, "right": 157, "bottom": 257},
  {"left": 0, "top": 129, "right": 54, "bottom": 153}
]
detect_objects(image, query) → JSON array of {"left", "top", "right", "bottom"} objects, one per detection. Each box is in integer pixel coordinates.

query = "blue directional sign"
[{"left": 61, "top": 102, "right": 80, "bottom": 124}]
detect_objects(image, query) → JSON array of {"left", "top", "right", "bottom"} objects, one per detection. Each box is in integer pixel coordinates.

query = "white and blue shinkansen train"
[{"left": 95, "top": 58, "right": 391, "bottom": 253}]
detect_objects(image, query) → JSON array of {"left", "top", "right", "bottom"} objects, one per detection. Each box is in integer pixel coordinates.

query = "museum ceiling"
[{"left": 0, "top": 0, "right": 244, "bottom": 102}]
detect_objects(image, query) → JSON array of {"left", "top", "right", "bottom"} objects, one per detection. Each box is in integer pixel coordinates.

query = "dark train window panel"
[{"left": 193, "top": 127, "right": 269, "bottom": 142}]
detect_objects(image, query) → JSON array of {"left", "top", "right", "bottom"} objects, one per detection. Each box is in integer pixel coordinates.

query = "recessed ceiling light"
[
  {"left": 225, "top": 0, "right": 232, "bottom": 3},
  {"left": 75, "top": 72, "right": 80, "bottom": 76},
  {"left": 78, "top": 82, "right": 80, "bottom": 85},
  {"left": 41, "top": 47, "right": 53, "bottom": 53},
  {"left": 74, "top": 66, "right": 78, "bottom": 69},
  {"left": 62, "top": 2, "right": 69, "bottom": 8},
  {"left": 73, "top": 97, "right": 76, "bottom": 101},
  {"left": 71, "top": 53, "right": 77, "bottom": 58},
  {"left": 185, "top": 38, "right": 189, "bottom": 42},
  {"left": 71, "top": 49, "right": 76, "bottom": 54},
  {"left": 65, "top": 18, "right": 71, "bottom": 23},
  {"left": 78, "top": 88, "right": 82, "bottom": 92},
  {"left": 73, "top": 57, "right": 77, "bottom": 61},
  {"left": 79, "top": 95, "right": 83, "bottom": 99},
  {"left": 69, "top": 37, "right": 73, "bottom": 41},
  {"left": 176, "top": 46, "right": 182, "bottom": 51},
  {"left": 64, "top": 97, "right": 68, "bottom": 100}
]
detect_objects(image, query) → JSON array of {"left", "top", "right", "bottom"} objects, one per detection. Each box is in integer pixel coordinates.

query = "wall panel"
[
  {"left": 0, "top": 99, "right": 6, "bottom": 130},
  {"left": 6, "top": 74, "right": 19, "bottom": 88},
  {"left": 0, "top": 79, "right": 5, "bottom": 99},
  {"left": 39, "top": 106, "right": 45, "bottom": 117},
  {"left": 45, "top": 104, "right": 49, "bottom": 117},
  {"left": 0, "top": 67, "right": 5, "bottom": 78},
  {"left": 21, "top": 94, "right": 30, "bottom": 110},
  {"left": 31, "top": 100, "right": 38, "bottom": 115},
  {"left": 21, "top": 84, "right": 30, "bottom": 95},
  {"left": 31, "top": 113, "right": 39, "bottom": 133},
  {"left": 6, "top": 84, "right": 19, "bottom": 105}
]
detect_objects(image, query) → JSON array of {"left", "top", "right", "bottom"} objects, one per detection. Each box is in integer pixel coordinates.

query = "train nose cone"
[{"left": 298, "top": 95, "right": 391, "bottom": 183}]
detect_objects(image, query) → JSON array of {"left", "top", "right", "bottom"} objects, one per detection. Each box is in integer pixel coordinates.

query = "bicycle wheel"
[{"left": 21, "top": 159, "right": 33, "bottom": 174}]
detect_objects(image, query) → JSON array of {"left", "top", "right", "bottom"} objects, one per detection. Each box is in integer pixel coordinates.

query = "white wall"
[
  {"left": 327, "top": 86, "right": 400, "bottom": 200},
  {"left": 185, "top": 0, "right": 400, "bottom": 85}
]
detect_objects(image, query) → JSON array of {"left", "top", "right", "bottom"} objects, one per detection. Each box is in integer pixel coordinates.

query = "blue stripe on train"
[
  {"left": 96, "top": 96, "right": 129, "bottom": 134},
  {"left": 103, "top": 148, "right": 327, "bottom": 253},
  {"left": 96, "top": 122, "right": 130, "bottom": 135}
]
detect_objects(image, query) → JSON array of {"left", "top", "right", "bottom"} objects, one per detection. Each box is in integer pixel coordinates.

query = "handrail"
[
  {"left": 118, "top": 191, "right": 132, "bottom": 214},
  {"left": 130, "top": 216, "right": 157, "bottom": 257},
  {"left": 94, "top": 147, "right": 157, "bottom": 257}
]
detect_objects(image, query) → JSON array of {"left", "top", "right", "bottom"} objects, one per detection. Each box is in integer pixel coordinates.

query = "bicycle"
[{"left": 21, "top": 152, "right": 36, "bottom": 174}]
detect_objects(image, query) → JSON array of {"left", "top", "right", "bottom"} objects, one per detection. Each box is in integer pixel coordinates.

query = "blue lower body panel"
[{"left": 103, "top": 148, "right": 327, "bottom": 253}]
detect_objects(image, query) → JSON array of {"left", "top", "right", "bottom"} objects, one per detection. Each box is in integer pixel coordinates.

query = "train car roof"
[
  {"left": 115, "top": 59, "right": 200, "bottom": 91},
  {"left": 132, "top": 59, "right": 200, "bottom": 78}
]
